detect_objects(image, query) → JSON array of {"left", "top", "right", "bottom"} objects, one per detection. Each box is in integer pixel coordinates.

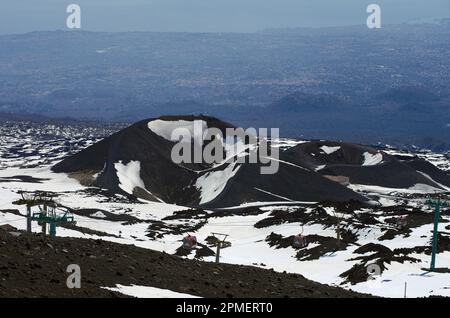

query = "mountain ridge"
[{"left": 52, "top": 115, "right": 450, "bottom": 208}]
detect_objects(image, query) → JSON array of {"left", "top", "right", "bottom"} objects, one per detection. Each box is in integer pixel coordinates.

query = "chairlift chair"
[
  {"left": 293, "top": 234, "right": 308, "bottom": 248},
  {"left": 396, "top": 215, "right": 408, "bottom": 229},
  {"left": 182, "top": 235, "right": 197, "bottom": 250},
  {"left": 293, "top": 225, "right": 308, "bottom": 248}
]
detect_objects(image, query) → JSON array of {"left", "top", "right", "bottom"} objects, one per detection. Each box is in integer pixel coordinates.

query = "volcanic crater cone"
[{"left": 53, "top": 115, "right": 449, "bottom": 208}]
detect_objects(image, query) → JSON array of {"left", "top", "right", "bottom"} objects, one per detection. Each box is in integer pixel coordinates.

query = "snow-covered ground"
[
  {"left": 196, "top": 161, "right": 240, "bottom": 204},
  {"left": 103, "top": 284, "right": 200, "bottom": 298},
  {"left": 2, "top": 163, "right": 449, "bottom": 298},
  {"left": 362, "top": 152, "right": 384, "bottom": 166},
  {"left": 1, "top": 121, "right": 450, "bottom": 298},
  {"left": 320, "top": 145, "right": 341, "bottom": 155}
]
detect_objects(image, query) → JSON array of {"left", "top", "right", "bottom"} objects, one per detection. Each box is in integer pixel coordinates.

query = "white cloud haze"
[{"left": 0, "top": 0, "right": 449, "bottom": 34}]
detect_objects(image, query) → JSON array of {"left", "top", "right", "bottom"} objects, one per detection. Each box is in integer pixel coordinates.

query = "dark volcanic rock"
[
  {"left": 0, "top": 228, "right": 369, "bottom": 298},
  {"left": 53, "top": 115, "right": 369, "bottom": 208},
  {"left": 53, "top": 116, "right": 449, "bottom": 208},
  {"left": 282, "top": 141, "right": 449, "bottom": 190},
  {"left": 53, "top": 117, "right": 201, "bottom": 205},
  {"left": 202, "top": 159, "right": 366, "bottom": 208}
]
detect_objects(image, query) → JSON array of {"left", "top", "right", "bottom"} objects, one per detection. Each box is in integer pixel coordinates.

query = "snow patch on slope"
[
  {"left": 195, "top": 162, "right": 240, "bottom": 204},
  {"left": 315, "top": 165, "right": 326, "bottom": 171},
  {"left": 103, "top": 284, "right": 200, "bottom": 298},
  {"left": 417, "top": 171, "right": 450, "bottom": 191},
  {"left": 114, "top": 160, "right": 146, "bottom": 194},
  {"left": 270, "top": 138, "right": 308, "bottom": 149},
  {"left": 362, "top": 152, "right": 383, "bottom": 166},
  {"left": 349, "top": 183, "right": 443, "bottom": 194},
  {"left": 222, "top": 135, "right": 254, "bottom": 162},
  {"left": 148, "top": 119, "right": 207, "bottom": 146},
  {"left": 91, "top": 211, "right": 107, "bottom": 218},
  {"left": 320, "top": 146, "right": 341, "bottom": 154},
  {"left": 254, "top": 187, "right": 294, "bottom": 201}
]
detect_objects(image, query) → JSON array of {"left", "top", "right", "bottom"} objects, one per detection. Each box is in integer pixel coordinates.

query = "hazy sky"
[{"left": 0, "top": 0, "right": 449, "bottom": 34}]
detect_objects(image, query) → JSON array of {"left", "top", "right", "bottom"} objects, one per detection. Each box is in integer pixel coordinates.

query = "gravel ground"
[{"left": 0, "top": 226, "right": 370, "bottom": 298}]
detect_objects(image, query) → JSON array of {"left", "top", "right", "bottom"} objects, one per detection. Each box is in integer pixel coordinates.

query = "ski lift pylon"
[{"left": 31, "top": 206, "right": 76, "bottom": 237}]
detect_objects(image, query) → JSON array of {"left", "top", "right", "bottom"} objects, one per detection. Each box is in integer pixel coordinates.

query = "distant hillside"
[
  {"left": 0, "top": 111, "right": 49, "bottom": 122},
  {"left": 378, "top": 86, "right": 440, "bottom": 104},
  {"left": 269, "top": 92, "right": 346, "bottom": 112},
  {"left": 0, "top": 23, "right": 449, "bottom": 150}
]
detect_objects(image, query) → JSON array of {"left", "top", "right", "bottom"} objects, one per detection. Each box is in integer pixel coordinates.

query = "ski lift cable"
[
  {"left": 31, "top": 214, "right": 402, "bottom": 232},
  {"left": 71, "top": 218, "right": 304, "bottom": 226},
  {"left": 0, "top": 200, "right": 410, "bottom": 231}
]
